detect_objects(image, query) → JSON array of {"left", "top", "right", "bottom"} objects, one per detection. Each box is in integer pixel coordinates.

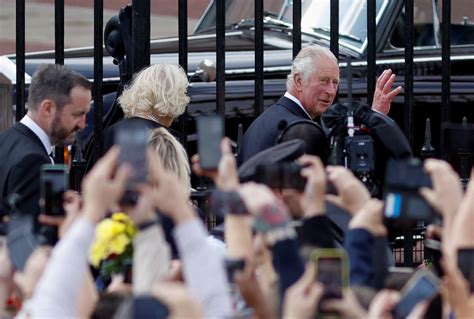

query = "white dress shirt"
[
  {"left": 284, "top": 92, "right": 313, "bottom": 120},
  {"left": 20, "top": 115, "right": 54, "bottom": 163}
]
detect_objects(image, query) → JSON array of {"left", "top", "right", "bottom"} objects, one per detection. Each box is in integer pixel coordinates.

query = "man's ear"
[
  {"left": 294, "top": 73, "right": 303, "bottom": 92},
  {"left": 39, "top": 99, "right": 56, "bottom": 117}
]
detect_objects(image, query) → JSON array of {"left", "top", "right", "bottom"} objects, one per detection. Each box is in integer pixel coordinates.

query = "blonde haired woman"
[
  {"left": 103, "top": 63, "right": 189, "bottom": 151},
  {"left": 148, "top": 127, "right": 191, "bottom": 196}
]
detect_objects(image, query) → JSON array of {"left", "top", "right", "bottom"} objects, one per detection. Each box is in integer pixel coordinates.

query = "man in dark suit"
[
  {"left": 238, "top": 45, "right": 401, "bottom": 164},
  {"left": 0, "top": 64, "right": 92, "bottom": 223}
]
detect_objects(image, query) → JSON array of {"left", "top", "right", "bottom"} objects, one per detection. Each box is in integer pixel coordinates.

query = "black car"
[{"left": 2, "top": 0, "right": 474, "bottom": 157}]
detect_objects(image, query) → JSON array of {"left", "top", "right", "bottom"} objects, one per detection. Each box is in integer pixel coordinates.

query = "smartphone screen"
[
  {"left": 393, "top": 271, "right": 440, "bottom": 319},
  {"left": 196, "top": 115, "right": 223, "bottom": 170},
  {"left": 40, "top": 164, "right": 68, "bottom": 216},
  {"left": 115, "top": 122, "right": 148, "bottom": 187},
  {"left": 317, "top": 257, "right": 343, "bottom": 299}
]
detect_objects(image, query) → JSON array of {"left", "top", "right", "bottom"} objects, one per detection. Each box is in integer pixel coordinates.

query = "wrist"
[{"left": 173, "top": 205, "right": 196, "bottom": 224}]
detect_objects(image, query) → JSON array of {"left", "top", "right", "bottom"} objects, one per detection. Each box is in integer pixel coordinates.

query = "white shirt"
[
  {"left": 20, "top": 115, "right": 54, "bottom": 163},
  {"left": 284, "top": 92, "right": 313, "bottom": 120}
]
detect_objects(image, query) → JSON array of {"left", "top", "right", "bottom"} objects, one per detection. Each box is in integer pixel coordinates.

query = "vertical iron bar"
[
  {"left": 367, "top": 0, "right": 376, "bottom": 106},
  {"left": 216, "top": 0, "right": 225, "bottom": 119},
  {"left": 54, "top": 0, "right": 65, "bottom": 163},
  {"left": 405, "top": 0, "right": 415, "bottom": 149},
  {"left": 15, "top": 0, "right": 25, "bottom": 121},
  {"left": 404, "top": 0, "right": 415, "bottom": 266},
  {"left": 255, "top": 0, "right": 264, "bottom": 116},
  {"left": 330, "top": 0, "right": 339, "bottom": 103},
  {"left": 441, "top": 0, "right": 451, "bottom": 128},
  {"left": 55, "top": 0, "right": 64, "bottom": 65},
  {"left": 178, "top": 0, "right": 188, "bottom": 149},
  {"left": 93, "top": 0, "right": 103, "bottom": 161},
  {"left": 292, "top": 0, "right": 301, "bottom": 58},
  {"left": 132, "top": 0, "right": 150, "bottom": 74}
]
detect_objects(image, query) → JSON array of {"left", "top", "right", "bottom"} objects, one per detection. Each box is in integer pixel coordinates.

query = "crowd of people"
[{"left": 0, "top": 45, "right": 473, "bottom": 319}]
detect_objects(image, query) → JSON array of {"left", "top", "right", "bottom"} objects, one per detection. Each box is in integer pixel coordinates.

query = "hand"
[
  {"left": 371, "top": 69, "right": 402, "bottom": 115},
  {"left": 349, "top": 199, "right": 387, "bottom": 237},
  {"left": 299, "top": 155, "right": 326, "bottom": 217},
  {"left": 38, "top": 190, "right": 82, "bottom": 238},
  {"left": 238, "top": 183, "right": 291, "bottom": 232},
  {"left": 147, "top": 148, "right": 195, "bottom": 224},
  {"left": 326, "top": 166, "right": 370, "bottom": 216},
  {"left": 192, "top": 138, "right": 239, "bottom": 190},
  {"left": 420, "top": 159, "right": 462, "bottom": 229},
  {"left": 368, "top": 289, "right": 400, "bottom": 319},
  {"left": 283, "top": 263, "right": 323, "bottom": 319},
  {"left": 440, "top": 258, "right": 474, "bottom": 318},
  {"left": 106, "top": 274, "right": 132, "bottom": 294},
  {"left": 124, "top": 188, "right": 156, "bottom": 226},
  {"left": 81, "top": 146, "right": 131, "bottom": 224},
  {"left": 321, "top": 289, "right": 367, "bottom": 319},
  {"left": 448, "top": 168, "right": 474, "bottom": 254},
  {"left": 152, "top": 281, "right": 205, "bottom": 319}
]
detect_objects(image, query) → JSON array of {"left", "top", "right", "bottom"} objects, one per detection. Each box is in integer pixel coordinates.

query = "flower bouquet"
[{"left": 89, "top": 212, "right": 138, "bottom": 280}]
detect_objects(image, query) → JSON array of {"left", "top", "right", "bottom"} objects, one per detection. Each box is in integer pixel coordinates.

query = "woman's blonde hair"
[
  {"left": 148, "top": 128, "right": 191, "bottom": 194},
  {"left": 119, "top": 63, "right": 190, "bottom": 119}
]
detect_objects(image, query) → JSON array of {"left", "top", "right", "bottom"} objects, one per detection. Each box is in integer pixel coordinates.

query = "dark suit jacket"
[
  {"left": 0, "top": 123, "right": 51, "bottom": 217},
  {"left": 238, "top": 96, "right": 311, "bottom": 165},
  {"left": 102, "top": 117, "right": 182, "bottom": 153}
]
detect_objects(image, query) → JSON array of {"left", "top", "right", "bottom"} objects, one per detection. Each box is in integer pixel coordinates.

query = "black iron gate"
[{"left": 11, "top": 0, "right": 457, "bottom": 267}]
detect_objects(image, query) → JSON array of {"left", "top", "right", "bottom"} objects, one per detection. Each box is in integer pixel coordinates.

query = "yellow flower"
[
  {"left": 109, "top": 233, "right": 131, "bottom": 255},
  {"left": 112, "top": 212, "right": 132, "bottom": 224},
  {"left": 89, "top": 241, "right": 107, "bottom": 268},
  {"left": 96, "top": 219, "right": 126, "bottom": 242}
]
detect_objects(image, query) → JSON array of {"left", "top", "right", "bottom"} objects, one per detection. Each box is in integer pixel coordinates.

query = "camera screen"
[
  {"left": 394, "top": 275, "right": 439, "bottom": 319},
  {"left": 41, "top": 170, "right": 67, "bottom": 216},
  {"left": 317, "top": 257, "right": 343, "bottom": 299},
  {"left": 116, "top": 124, "right": 148, "bottom": 187},
  {"left": 197, "top": 116, "right": 223, "bottom": 169}
]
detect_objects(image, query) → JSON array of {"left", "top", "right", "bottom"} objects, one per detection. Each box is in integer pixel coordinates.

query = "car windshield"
[{"left": 195, "top": 0, "right": 390, "bottom": 52}]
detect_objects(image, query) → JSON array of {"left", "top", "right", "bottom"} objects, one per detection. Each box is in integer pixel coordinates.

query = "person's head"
[
  {"left": 118, "top": 64, "right": 190, "bottom": 126},
  {"left": 286, "top": 45, "right": 339, "bottom": 118},
  {"left": 28, "top": 64, "right": 92, "bottom": 146},
  {"left": 148, "top": 128, "right": 191, "bottom": 195}
]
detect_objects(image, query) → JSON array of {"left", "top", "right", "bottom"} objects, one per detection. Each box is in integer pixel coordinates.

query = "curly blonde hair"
[
  {"left": 148, "top": 128, "right": 191, "bottom": 195},
  {"left": 119, "top": 63, "right": 190, "bottom": 119}
]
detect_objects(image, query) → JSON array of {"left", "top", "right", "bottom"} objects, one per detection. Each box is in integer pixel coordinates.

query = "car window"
[{"left": 388, "top": 0, "right": 474, "bottom": 49}]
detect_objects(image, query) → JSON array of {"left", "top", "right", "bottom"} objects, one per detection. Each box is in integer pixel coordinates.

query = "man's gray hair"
[{"left": 286, "top": 45, "right": 338, "bottom": 91}]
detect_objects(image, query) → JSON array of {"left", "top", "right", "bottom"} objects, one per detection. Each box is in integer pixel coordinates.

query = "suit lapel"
[{"left": 276, "top": 96, "right": 312, "bottom": 120}]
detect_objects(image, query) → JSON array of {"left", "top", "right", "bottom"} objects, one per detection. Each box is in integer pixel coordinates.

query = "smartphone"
[
  {"left": 196, "top": 115, "right": 224, "bottom": 170},
  {"left": 457, "top": 248, "right": 474, "bottom": 292},
  {"left": 40, "top": 164, "right": 69, "bottom": 216},
  {"left": 383, "top": 158, "right": 436, "bottom": 224},
  {"left": 393, "top": 269, "right": 440, "bottom": 319},
  {"left": 311, "top": 248, "right": 349, "bottom": 300},
  {"left": 115, "top": 122, "right": 148, "bottom": 204}
]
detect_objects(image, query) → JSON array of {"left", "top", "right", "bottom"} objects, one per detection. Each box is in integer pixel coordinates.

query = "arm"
[{"left": 30, "top": 147, "right": 130, "bottom": 318}]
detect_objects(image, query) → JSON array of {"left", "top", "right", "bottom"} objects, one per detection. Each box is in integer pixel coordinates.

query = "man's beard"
[{"left": 50, "top": 116, "right": 76, "bottom": 146}]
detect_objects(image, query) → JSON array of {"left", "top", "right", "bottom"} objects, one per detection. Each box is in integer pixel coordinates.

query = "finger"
[
  {"left": 221, "top": 137, "right": 233, "bottom": 155},
  {"left": 376, "top": 69, "right": 391, "bottom": 88},
  {"left": 113, "top": 163, "right": 132, "bottom": 192},
  {"left": 38, "top": 214, "right": 65, "bottom": 227},
  {"left": 386, "top": 85, "right": 402, "bottom": 99},
  {"left": 419, "top": 188, "right": 438, "bottom": 211},
  {"left": 382, "top": 73, "right": 396, "bottom": 93},
  {"left": 325, "top": 194, "right": 344, "bottom": 208}
]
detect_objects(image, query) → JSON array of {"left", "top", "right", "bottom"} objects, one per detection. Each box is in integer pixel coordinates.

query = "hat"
[{"left": 238, "top": 139, "right": 306, "bottom": 182}]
